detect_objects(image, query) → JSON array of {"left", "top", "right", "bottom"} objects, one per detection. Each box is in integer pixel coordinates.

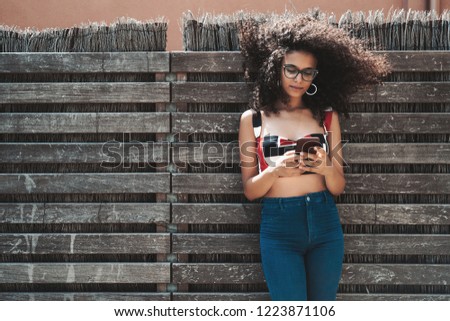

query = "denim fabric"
[{"left": 260, "top": 189, "right": 344, "bottom": 301}]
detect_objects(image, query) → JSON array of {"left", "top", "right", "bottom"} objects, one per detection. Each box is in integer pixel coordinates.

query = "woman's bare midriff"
[{"left": 264, "top": 172, "right": 327, "bottom": 197}]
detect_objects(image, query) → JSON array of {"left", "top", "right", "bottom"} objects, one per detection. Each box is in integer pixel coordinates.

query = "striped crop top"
[{"left": 253, "top": 108, "right": 333, "bottom": 173}]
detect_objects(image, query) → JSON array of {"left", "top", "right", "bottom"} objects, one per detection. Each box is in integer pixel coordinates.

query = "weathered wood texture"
[
  {"left": 0, "top": 234, "right": 170, "bottom": 254},
  {"left": 173, "top": 293, "right": 270, "bottom": 301},
  {"left": 0, "top": 203, "right": 171, "bottom": 224},
  {"left": 172, "top": 203, "right": 450, "bottom": 225},
  {"left": 171, "top": 234, "right": 450, "bottom": 255},
  {"left": 0, "top": 50, "right": 174, "bottom": 298},
  {"left": 0, "top": 113, "right": 170, "bottom": 133},
  {"left": 172, "top": 112, "right": 450, "bottom": 134},
  {"left": 0, "top": 52, "right": 170, "bottom": 73},
  {"left": 0, "top": 143, "right": 170, "bottom": 164},
  {"left": 173, "top": 263, "right": 450, "bottom": 285},
  {"left": 0, "top": 83, "right": 170, "bottom": 104},
  {"left": 0, "top": 263, "right": 170, "bottom": 283},
  {"left": 172, "top": 173, "right": 450, "bottom": 194},
  {"left": 0, "top": 293, "right": 171, "bottom": 301},
  {"left": 0, "top": 173, "right": 170, "bottom": 194},
  {"left": 172, "top": 293, "right": 450, "bottom": 301}
]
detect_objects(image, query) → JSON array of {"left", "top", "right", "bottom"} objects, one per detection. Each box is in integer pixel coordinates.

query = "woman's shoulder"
[
  {"left": 240, "top": 109, "right": 260, "bottom": 130},
  {"left": 240, "top": 109, "right": 255, "bottom": 123},
  {"left": 241, "top": 108, "right": 264, "bottom": 120},
  {"left": 241, "top": 109, "right": 255, "bottom": 117}
]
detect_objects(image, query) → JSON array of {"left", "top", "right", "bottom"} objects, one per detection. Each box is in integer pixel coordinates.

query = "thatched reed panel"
[
  {"left": 0, "top": 19, "right": 171, "bottom": 300},
  {"left": 173, "top": 9, "right": 450, "bottom": 300}
]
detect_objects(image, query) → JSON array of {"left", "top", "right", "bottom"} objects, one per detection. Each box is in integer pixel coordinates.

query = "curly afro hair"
[{"left": 238, "top": 14, "right": 391, "bottom": 124}]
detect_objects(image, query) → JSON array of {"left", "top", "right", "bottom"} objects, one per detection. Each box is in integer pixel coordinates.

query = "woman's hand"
[
  {"left": 270, "top": 150, "right": 306, "bottom": 177},
  {"left": 298, "top": 146, "right": 332, "bottom": 176}
]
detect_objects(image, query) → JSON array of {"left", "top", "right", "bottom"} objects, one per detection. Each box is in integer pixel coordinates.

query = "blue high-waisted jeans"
[{"left": 260, "top": 189, "right": 344, "bottom": 301}]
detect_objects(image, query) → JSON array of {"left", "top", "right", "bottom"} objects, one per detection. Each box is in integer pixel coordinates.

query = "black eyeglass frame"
[{"left": 282, "top": 64, "right": 319, "bottom": 82}]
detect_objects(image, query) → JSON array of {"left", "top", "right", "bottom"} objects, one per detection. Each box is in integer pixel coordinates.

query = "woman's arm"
[
  {"left": 298, "top": 111, "right": 346, "bottom": 195},
  {"left": 323, "top": 111, "right": 346, "bottom": 195},
  {"left": 239, "top": 110, "right": 278, "bottom": 201}
]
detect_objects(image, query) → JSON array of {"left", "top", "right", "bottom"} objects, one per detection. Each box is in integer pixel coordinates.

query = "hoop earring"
[{"left": 306, "top": 83, "right": 317, "bottom": 96}]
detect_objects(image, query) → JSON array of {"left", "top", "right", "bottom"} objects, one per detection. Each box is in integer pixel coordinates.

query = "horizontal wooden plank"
[
  {"left": 173, "top": 263, "right": 265, "bottom": 284},
  {"left": 375, "top": 204, "right": 450, "bottom": 225},
  {"left": 341, "top": 264, "right": 450, "bottom": 285},
  {"left": 173, "top": 234, "right": 258, "bottom": 254},
  {"left": 172, "top": 203, "right": 450, "bottom": 225},
  {"left": 0, "top": 263, "right": 170, "bottom": 283},
  {"left": 345, "top": 235, "right": 450, "bottom": 255},
  {"left": 172, "top": 142, "right": 450, "bottom": 164},
  {"left": 345, "top": 174, "right": 450, "bottom": 194},
  {"left": 172, "top": 203, "right": 261, "bottom": 224},
  {"left": 172, "top": 82, "right": 249, "bottom": 103},
  {"left": 172, "top": 234, "right": 450, "bottom": 255},
  {"left": 0, "top": 142, "right": 169, "bottom": 163},
  {"left": 173, "top": 292, "right": 450, "bottom": 301},
  {"left": 0, "top": 203, "right": 171, "bottom": 224},
  {"left": 2, "top": 291, "right": 448, "bottom": 301},
  {"left": 173, "top": 263, "right": 450, "bottom": 285},
  {"left": 0, "top": 113, "right": 170, "bottom": 133},
  {"left": 173, "top": 293, "right": 270, "bottom": 301},
  {"left": 342, "top": 143, "right": 450, "bottom": 164},
  {"left": 170, "top": 51, "right": 450, "bottom": 73},
  {"left": 172, "top": 82, "right": 450, "bottom": 103},
  {"left": 341, "top": 112, "right": 450, "bottom": 133},
  {"left": 0, "top": 52, "right": 170, "bottom": 73},
  {"left": 172, "top": 173, "right": 243, "bottom": 194},
  {"left": 171, "top": 51, "right": 246, "bottom": 73},
  {"left": 0, "top": 292, "right": 171, "bottom": 301},
  {"left": 0, "top": 82, "right": 170, "bottom": 104},
  {"left": 0, "top": 234, "right": 170, "bottom": 254},
  {"left": 172, "top": 112, "right": 450, "bottom": 134},
  {"left": 382, "top": 51, "right": 450, "bottom": 72},
  {"left": 336, "top": 294, "right": 450, "bottom": 301},
  {"left": 172, "top": 173, "right": 450, "bottom": 194},
  {"left": 0, "top": 173, "right": 170, "bottom": 194},
  {"left": 172, "top": 203, "right": 377, "bottom": 225},
  {"left": 172, "top": 113, "right": 239, "bottom": 133}
]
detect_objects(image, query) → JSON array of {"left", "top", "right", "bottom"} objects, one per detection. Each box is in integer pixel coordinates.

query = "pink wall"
[{"left": 0, "top": 0, "right": 446, "bottom": 51}]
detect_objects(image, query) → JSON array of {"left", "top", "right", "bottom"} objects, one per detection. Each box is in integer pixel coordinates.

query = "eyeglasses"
[{"left": 283, "top": 64, "right": 319, "bottom": 82}]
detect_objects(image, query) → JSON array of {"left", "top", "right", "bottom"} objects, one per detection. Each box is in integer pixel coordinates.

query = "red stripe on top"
[{"left": 324, "top": 110, "right": 333, "bottom": 131}]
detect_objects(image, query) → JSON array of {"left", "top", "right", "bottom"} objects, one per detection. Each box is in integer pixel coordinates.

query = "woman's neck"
[{"left": 275, "top": 98, "right": 307, "bottom": 112}]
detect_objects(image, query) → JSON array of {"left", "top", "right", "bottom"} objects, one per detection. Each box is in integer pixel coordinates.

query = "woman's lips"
[{"left": 289, "top": 85, "right": 303, "bottom": 90}]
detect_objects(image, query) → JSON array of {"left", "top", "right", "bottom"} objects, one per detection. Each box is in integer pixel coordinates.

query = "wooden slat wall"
[
  {"left": 1, "top": 51, "right": 449, "bottom": 301},
  {"left": 0, "top": 52, "right": 172, "bottom": 301}
]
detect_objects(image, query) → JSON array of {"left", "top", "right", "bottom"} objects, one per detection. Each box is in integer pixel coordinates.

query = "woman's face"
[{"left": 280, "top": 50, "right": 318, "bottom": 101}]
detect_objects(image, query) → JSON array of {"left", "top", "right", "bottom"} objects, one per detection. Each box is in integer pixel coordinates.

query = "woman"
[{"left": 238, "top": 15, "right": 389, "bottom": 301}]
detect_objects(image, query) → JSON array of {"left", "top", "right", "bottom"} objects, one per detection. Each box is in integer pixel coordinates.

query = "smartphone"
[{"left": 295, "top": 137, "right": 322, "bottom": 154}]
